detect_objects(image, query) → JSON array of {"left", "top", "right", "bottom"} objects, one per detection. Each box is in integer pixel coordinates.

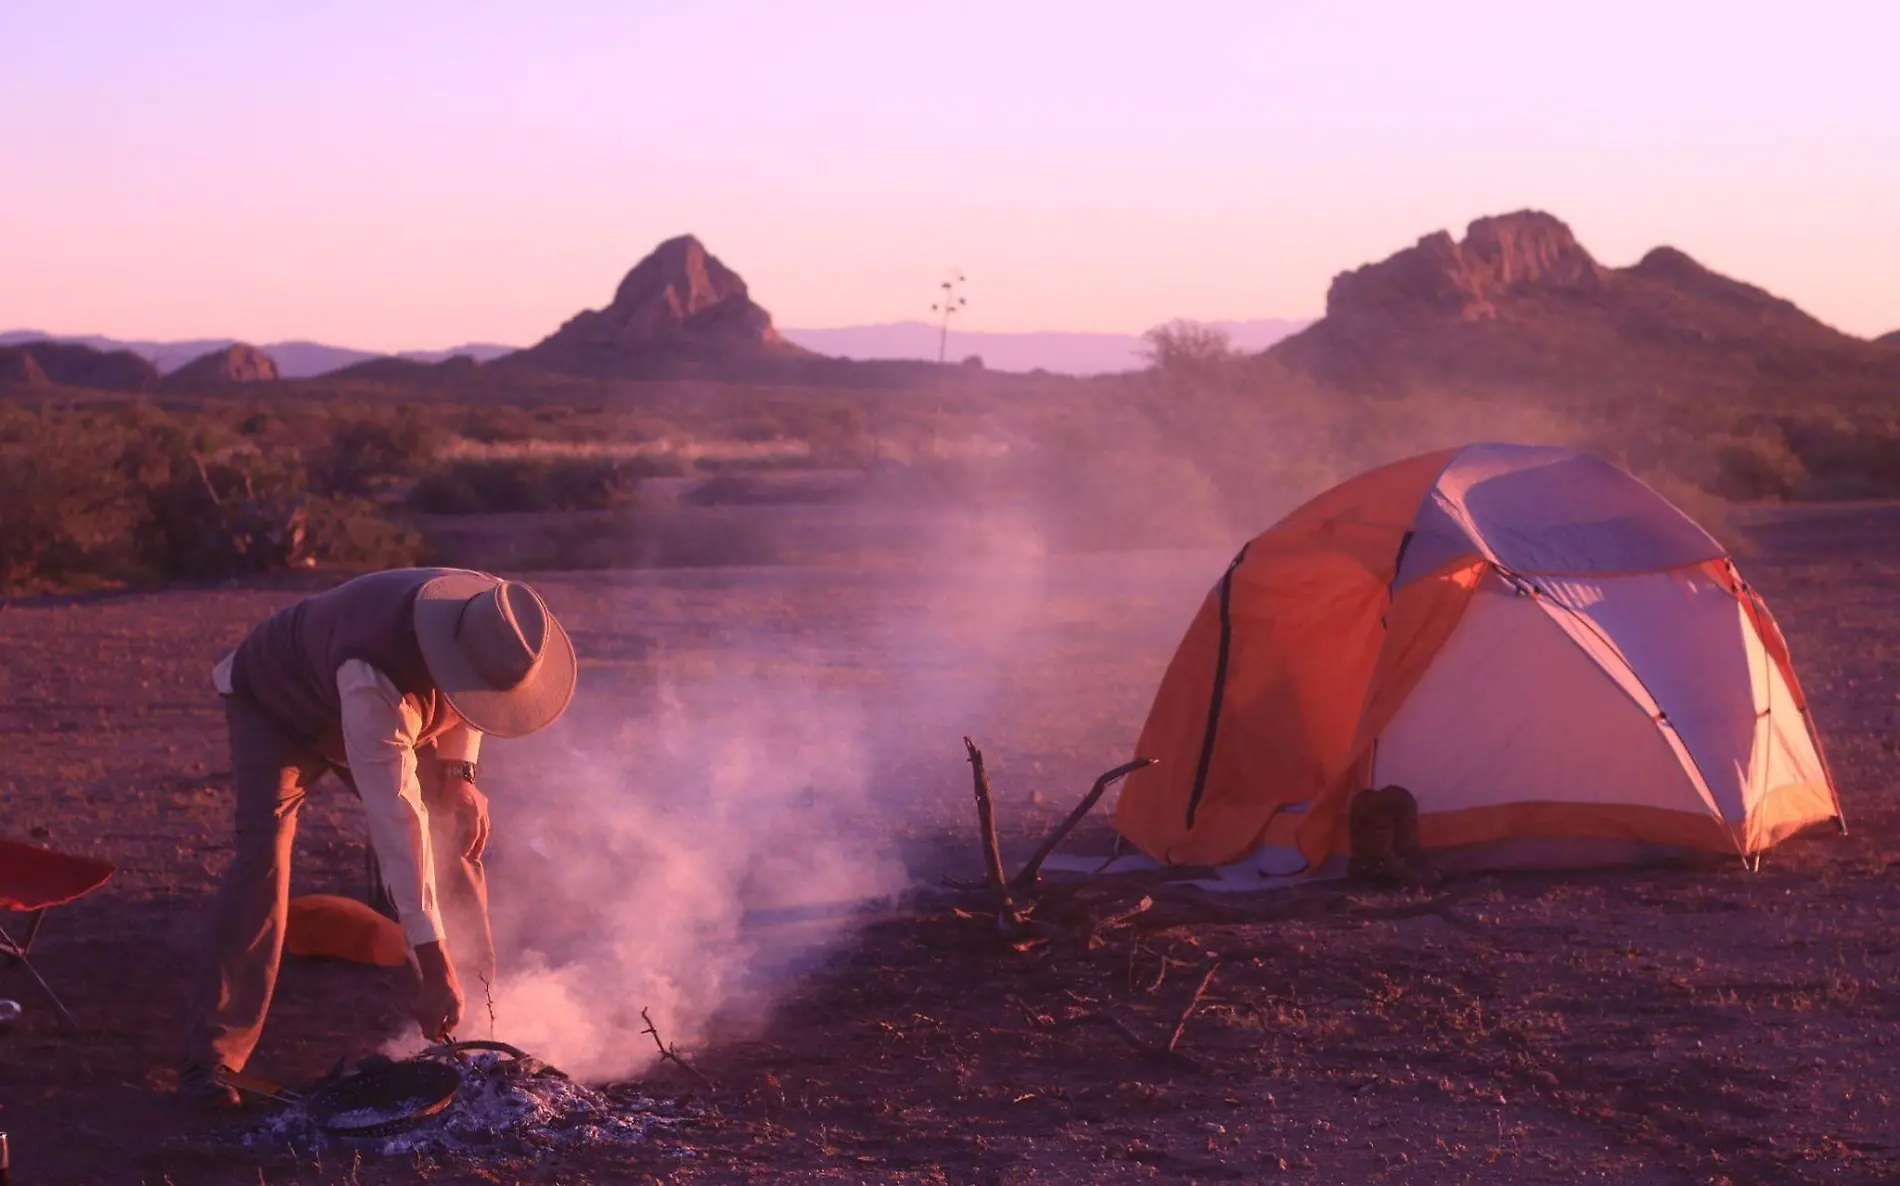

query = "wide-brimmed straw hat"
[{"left": 413, "top": 571, "right": 577, "bottom": 738}]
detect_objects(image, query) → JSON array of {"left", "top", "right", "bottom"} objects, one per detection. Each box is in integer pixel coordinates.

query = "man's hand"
[
  {"left": 412, "top": 940, "right": 464, "bottom": 1041},
  {"left": 435, "top": 771, "right": 490, "bottom": 860}
]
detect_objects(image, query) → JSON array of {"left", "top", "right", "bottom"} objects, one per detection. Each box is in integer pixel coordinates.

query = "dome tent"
[{"left": 1114, "top": 443, "right": 1841, "bottom": 874}]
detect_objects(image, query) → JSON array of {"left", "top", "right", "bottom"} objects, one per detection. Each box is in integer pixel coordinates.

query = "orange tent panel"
[{"left": 1115, "top": 448, "right": 1463, "bottom": 866}]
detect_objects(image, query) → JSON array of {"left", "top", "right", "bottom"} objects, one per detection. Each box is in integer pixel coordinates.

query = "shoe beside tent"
[{"left": 1114, "top": 443, "right": 1841, "bottom": 874}]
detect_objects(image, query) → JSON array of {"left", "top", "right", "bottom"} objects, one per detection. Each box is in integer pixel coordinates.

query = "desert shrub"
[
  {"left": 683, "top": 471, "right": 865, "bottom": 507},
  {"left": 461, "top": 404, "right": 540, "bottom": 444},
  {"left": 131, "top": 448, "right": 313, "bottom": 579},
  {"left": 1710, "top": 431, "right": 1806, "bottom": 501},
  {"left": 309, "top": 407, "right": 445, "bottom": 497},
  {"left": 1777, "top": 416, "right": 1900, "bottom": 500},
  {"left": 409, "top": 457, "right": 643, "bottom": 514},
  {"left": 0, "top": 411, "right": 135, "bottom": 589},
  {"left": 690, "top": 451, "right": 818, "bottom": 474},
  {"left": 299, "top": 495, "right": 426, "bottom": 567},
  {"left": 1141, "top": 320, "right": 1237, "bottom": 374},
  {"left": 723, "top": 417, "right": 793, "bottom": 444},
  {"left": 0, "top": 404, "right": 427, "bottom": 591},
  {"left": 236, "top": 409, "right": 277, "bottom": 436}
]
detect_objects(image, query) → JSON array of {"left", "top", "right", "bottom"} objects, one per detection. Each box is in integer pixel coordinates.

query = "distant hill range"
[
  {"left": 2, "top": 235, "right": 1307, "bottom": 387},
  {"left": 0, "top": 331, "right": 515, "bottom": 381},
  {"left": 0, "top": 338, "right": 162, "bottom": 392},
  {"left": 9, "top": 214, "right": 1896, "bottom": 395},
  {"left": 1266, "top": 210, "right": 1900, "bottom": 399}
]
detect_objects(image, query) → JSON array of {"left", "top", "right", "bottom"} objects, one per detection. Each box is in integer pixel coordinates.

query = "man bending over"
[{"left": 180, "top": 568, "right": 577, "bottom": 1109}]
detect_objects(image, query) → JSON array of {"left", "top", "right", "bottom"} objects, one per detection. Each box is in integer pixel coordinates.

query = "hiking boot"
[{"left": 178, "top": 1062, "right": 242, "bottom": 1111}]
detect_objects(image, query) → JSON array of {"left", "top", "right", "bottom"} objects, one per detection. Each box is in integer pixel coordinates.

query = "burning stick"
[
  {"left": 963, "top": 737, "right": 1026, "bottom": 931},
  {"left": 1011, "top": 758, "right": 1157, "bottom": 895},
  {"left": 640, "top": 1007, "right": 711, "bottom": 1085},
  {"left": 1165, "top": 961, "right": 1220, "bottom": 1053}
]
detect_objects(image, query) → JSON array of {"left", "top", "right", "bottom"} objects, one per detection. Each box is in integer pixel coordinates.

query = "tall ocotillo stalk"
[
  {"left": 931, "top": 271, "right": 968, "bottom": 366},
  {"left": 929, "top": 270, "right": 968, "bottom": 417}
]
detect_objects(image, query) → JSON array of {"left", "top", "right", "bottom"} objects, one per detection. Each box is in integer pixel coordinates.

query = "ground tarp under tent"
[{"left": 1113, "top": 442, "right": 1842, "bottom": 876}]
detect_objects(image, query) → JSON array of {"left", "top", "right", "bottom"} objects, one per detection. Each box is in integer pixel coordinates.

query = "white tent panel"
[
  {"left": 1394, "top": 444, "right": 1727, "bottom": 586},
  {"left": 1375, "top": 577, "right": 1712, "bottom": 819},
  {"left": 1740, "top": 607, "right": 1829, "bottom": 811},
  {"left": 1539, "top": 570, "right": 1765, "bottom": 825}
]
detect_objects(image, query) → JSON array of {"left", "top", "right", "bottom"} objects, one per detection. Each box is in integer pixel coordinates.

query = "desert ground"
[{"left": 2, "top": 502, "right": 1898, "bottom": 1185}]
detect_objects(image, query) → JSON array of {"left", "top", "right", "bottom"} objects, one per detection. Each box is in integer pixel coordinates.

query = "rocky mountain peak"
[
  {"left": 1267, "top": 208, "right": 1885, "bottom": 398},
  {"left": 1326, "top": 210, "right": 1605, "bottom": 321},
  {"left": 551, "top": 235, "right": 785, "bottom": 353}
]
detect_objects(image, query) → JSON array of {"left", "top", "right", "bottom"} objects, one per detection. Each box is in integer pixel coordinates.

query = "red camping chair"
[{"left": 0, "top": 837, "right": 116, "bottom": 1029}]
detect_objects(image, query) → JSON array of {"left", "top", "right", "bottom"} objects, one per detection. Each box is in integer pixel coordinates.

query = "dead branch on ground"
[
  {"left": 1081, "top": 894, "right": 1153, "bottom": 950},
  {"left": 1144, "top": 948, "right": 1205, "bottom": 995},
  {"left": 964, "top": 737, "right": 1027, "bottom": 932},
  {"left": 1038, "top": 963, "right": 1219, "bottom": 1073},
  {"left": 640, "top": 1007, "right": 712, "bottom": 1085},
  {"left": 1165, "top": 961, "right": 1220, "bottom": 1052},
  {"left": 1011, "top": 757, "right": 1156, "bottom": 894}
]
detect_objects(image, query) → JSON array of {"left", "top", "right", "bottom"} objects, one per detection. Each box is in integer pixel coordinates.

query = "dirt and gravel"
[{"left": 2, "top": 504, "right": 1897, "bottom": 1185}]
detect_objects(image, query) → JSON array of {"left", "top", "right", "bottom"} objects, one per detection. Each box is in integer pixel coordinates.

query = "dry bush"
[
  {"left": 460, "top": 403, "right": 541, "bottom": 444},
  {"left": 1710, "top": 431, "right": 1807, "bottom": 501},
  {"left": 0, "top": 403, "right": 424, "bottom": 592},
  {"left": 308, "top": 407, "right": 446, "bottom": 497},
  {"left": 683, "top": 471, "right": 865, "bottom": 507},
  {"left": 1141, "top": 320, "right": 1237, "bottom": 373},
  {"left": 409, "top": 457, "right": 645, "bottom": 515},
  {"left": 1778, "top": 415, "right": 1900, "bottom": 500},
  {"left": 0, "top": 409, "right": 136, "bottom": 590}
]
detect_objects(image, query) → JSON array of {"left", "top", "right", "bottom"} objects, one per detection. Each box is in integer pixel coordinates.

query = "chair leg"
[
  {"left": 19, "top": 907, "right": 45, "bottom": 955},
  {"left": 0, "top": 909, "right": 42, "bottom": 966},
  {"left": 0, "top": 921, "right": 80, "bottom": 1030}
]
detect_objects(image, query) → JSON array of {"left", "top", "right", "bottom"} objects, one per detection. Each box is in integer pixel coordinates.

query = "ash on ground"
[{"left": 242, "top": 1050, "right": 687, "bottom": 1158}]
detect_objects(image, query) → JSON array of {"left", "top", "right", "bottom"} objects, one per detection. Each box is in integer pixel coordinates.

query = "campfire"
[{"left": 238, "top": 1040, "right": 688, "bottom": 1157}]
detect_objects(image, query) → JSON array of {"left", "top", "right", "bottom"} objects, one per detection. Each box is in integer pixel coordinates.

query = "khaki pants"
[{"left": 182, "top": 692, "right": 495, "bottom": 1072}]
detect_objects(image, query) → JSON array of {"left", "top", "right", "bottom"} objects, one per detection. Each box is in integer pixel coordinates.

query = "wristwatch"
[{"left": 439, "top": 759, "right": 478, "bottom": 784}]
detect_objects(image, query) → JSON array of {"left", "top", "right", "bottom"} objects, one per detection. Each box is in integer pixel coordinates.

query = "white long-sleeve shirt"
[{"left": 213, "top": 653, "right": 481, "bottom": 946}]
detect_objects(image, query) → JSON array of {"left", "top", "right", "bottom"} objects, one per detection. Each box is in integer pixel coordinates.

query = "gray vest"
[{"left": 232, "top": 567, "right": 463, "bottom": 755}]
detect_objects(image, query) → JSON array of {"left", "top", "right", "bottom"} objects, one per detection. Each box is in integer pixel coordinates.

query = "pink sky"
[{"left": 4, "top": 1, "right": 1896, "bottom": 351}]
